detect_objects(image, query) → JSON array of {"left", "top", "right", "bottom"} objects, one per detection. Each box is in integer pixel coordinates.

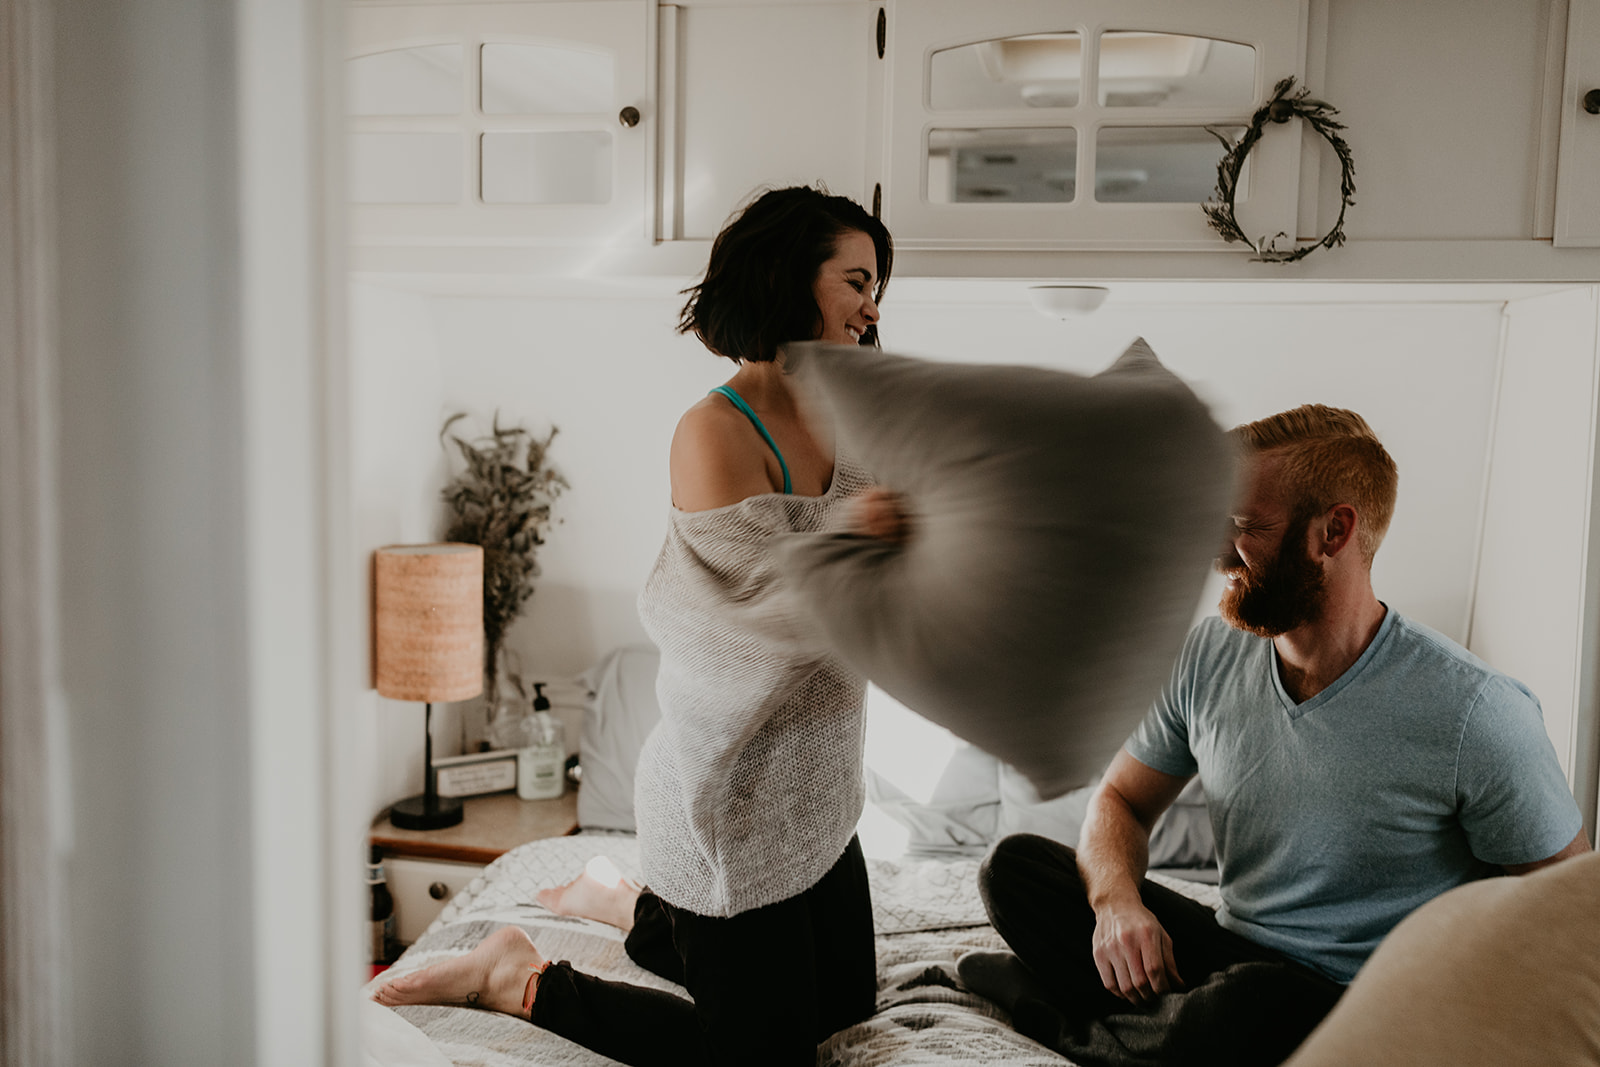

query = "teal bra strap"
[{"left": 709, "top": 385, "right": 791, "bottom": 494}]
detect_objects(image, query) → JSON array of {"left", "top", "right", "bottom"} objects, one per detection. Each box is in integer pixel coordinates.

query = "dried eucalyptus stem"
[{"left": 439, "top": 412, "right": 569, "bottom": 712}]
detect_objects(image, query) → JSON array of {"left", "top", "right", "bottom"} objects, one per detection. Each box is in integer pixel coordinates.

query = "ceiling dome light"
[{"left": 1028, "top": 285, "right": 1110, "bottom": 318}]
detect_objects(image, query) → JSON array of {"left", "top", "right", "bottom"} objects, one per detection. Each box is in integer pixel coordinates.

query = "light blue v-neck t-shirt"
[{"left": 1126, "top": 608, "right": 1582, "bottom": 983}]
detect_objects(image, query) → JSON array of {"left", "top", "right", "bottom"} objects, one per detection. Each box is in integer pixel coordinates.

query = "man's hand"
[{"left": 1090, "top": 897, "right": 1184, "bottom": 1004}]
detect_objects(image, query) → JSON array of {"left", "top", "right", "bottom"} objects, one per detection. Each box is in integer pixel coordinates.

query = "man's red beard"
[{"left": 1218, "top": 512, "right": 1329, "bottom": 638}]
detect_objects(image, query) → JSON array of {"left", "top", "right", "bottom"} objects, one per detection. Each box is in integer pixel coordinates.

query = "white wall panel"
[
  {"left": 881, "top": 294, "right": 1504, "bottom": 640},
  {"left": 350, "top": 281, "right": 454, "bottom": 816},
  {"left": 1471, "top": 287, "right": 1600, "bottom": 788},
  {"left": 422, "top": 288, "right": 1505, "bottom": 667}
]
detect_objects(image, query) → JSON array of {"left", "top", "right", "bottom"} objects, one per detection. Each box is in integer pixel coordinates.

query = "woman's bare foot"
[
  {"left": 536, "top": 857, "right": 642, "bottom": 931},
  {"left": 373, "top": 925, "right": 545, "bottom": 1017}
]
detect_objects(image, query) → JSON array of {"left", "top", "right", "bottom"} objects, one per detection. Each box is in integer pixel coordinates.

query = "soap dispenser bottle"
[{"left": 517, "top": 682, "right": 565, "bottom": 800}]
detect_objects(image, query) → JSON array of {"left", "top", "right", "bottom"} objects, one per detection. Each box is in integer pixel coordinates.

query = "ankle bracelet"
[{"left": 522, "top": 959, "right": 552, "bottom": 1016}]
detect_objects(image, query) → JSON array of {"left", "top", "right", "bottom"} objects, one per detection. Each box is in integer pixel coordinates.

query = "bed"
[
  {"left": 364, "top": 645, "right": 1223, "bottom": 1066},
  {"left": 364, "top": 833, "right": 1222, "bottom": 1066}
]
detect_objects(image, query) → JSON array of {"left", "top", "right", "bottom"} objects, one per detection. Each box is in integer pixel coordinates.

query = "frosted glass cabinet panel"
[
  {"left": 350, "top": 132, "right": 464, "bottom": 203},
  {"left": 480, "top": 131, "right": 613, "bottom": 203},
  {"left": 885, "top": 0, "right": 1308, "bottom": 250},
  {"left": 348, "top": 1, "right": 652, "bottom": 244},
  {"left": 930, "top": 34, "right": 1084, "bottom": 110},
  {"left": 480, "top": 43, "right": 614, "bottom": 115},
  {"left": 927, "top": 128, "right": 1078, "bottom": 203},
  {"left": 1098, "top": 33, "right": 1255, "bottom": 108},
  {"left": 1094, "top": 125, "right": 1247, "bottom": 203},
  {"left": 349, "top": 44, "right": 464, "bottom": 116}
]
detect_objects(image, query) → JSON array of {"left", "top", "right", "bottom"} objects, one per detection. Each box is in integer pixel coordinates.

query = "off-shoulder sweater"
[{"left": 634, "top": 453, "right": 872, "bottom": 917}]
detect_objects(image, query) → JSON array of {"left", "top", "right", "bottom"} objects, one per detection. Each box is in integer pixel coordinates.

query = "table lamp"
[{"left": 374, "top": 543, "right": 483, "bottom": 830}]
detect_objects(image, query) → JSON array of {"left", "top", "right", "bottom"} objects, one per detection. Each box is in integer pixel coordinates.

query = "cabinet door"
[
  {"left": 1555, "top": 0, "right": 1600, "bottom": 247},
  {"left": 386, "top": 856, "right": 484, "bottom": 944},
  {"left": 882, "top": 0, "right": 1308, "bottom": 251},
  {"left": 348, "top": 1, "right": 653, "bottom": 245}
]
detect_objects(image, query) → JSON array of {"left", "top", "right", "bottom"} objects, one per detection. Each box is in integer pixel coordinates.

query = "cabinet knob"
[
  {"left": 619, "top": 106, "right": 641, "bottom": 128},
  {"left": 1584, "top": 89, "right": 1600, "bottom": 115},
  {"left": 428, "top": 881, "right": 449, "bottom": 900}
]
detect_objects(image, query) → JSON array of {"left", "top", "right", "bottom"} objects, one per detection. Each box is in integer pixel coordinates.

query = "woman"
[{"left": 376, "top": 186, "right": 899, "bottom": 1066}]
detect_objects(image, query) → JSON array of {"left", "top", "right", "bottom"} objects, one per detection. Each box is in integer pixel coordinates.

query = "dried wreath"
[{"left": 1202, "top": 76, "right": 1356, "bottom": 264}]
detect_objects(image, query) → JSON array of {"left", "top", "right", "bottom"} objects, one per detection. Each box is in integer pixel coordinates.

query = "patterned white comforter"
[{"left": 365, "top": 834, "right": 1221, "bottom": 1066}]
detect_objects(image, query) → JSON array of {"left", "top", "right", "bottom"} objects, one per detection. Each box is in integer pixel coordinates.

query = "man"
[{"left": 961, "top": 404, "right": 1589, "bottom": 1066}]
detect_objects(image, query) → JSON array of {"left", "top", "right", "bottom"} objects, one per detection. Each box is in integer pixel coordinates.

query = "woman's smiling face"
[{"left": 811, "top": 229, "right": 880, "bottom": 345}]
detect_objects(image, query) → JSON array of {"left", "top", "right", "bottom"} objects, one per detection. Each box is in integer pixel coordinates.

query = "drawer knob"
[
  {"left": 619, "top": 105, "right": 641, "bottom": 128},
  {"left": 1584, "top": 89, "right": 1600, "bottom": 115},
  {"left": 428, "top": 881, "right": 449, "bottom": 901}
]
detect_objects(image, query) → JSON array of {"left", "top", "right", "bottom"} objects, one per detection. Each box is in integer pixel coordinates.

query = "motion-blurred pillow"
[{"left": 777, "top": 338, "right": 1234, "bottom": 800}]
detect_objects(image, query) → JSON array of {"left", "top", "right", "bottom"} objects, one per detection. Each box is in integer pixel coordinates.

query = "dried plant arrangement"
[{"left": 439, "top": 412, "right": 569, "bottom": 712}]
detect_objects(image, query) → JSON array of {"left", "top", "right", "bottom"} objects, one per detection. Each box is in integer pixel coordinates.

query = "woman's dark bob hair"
[{"left": 677, "top": 185, "right": 892, "bottom": 363}]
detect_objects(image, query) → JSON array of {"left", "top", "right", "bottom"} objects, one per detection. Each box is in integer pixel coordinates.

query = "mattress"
[{"left": 364, "top": 833, "right": 1222, "bottom": 1066}]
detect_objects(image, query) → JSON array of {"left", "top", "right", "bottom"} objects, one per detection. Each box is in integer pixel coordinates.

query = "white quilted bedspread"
[{"left": 364, "top": 834, "right": 1220, "bottom": 1067}]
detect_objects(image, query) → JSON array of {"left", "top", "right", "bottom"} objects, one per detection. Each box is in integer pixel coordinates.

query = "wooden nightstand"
[{"left": 371, "top": 789, "right": 579, "bottom": 944}]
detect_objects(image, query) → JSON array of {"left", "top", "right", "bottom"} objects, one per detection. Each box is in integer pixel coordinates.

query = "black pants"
[
  {"left": 979, "top": 834, "right": 1344, "bottom": 1067},
  {"left": 531, "top": 836, "right": 877, "bottom": 1067}
]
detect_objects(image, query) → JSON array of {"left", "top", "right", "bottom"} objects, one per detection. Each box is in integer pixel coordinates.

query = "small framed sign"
[{"left": 433, "top": 749, "right": 518, "bottom": 798}]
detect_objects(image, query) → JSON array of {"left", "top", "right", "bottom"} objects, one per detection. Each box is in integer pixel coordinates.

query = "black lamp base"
[{"left": 390, "top": 793, "right": 463, "bottom": 831}]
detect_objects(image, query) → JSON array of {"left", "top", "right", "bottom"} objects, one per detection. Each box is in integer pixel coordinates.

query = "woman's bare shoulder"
[{"left": 670, "top": 396, "right": 773, "bottom": 511}]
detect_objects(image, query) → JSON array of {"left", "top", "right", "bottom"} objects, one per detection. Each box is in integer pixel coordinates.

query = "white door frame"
[
  {"left": 0, "top": 0, "right": 69, "bottom": 1060},
  {"left": 1, "top": 0, "right": 361, "bottom": 1062}
]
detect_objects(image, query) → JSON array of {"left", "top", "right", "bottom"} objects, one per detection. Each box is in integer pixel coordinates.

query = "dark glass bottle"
[{"left": 368, "top": 844, "right": 396, "bottom": 965}]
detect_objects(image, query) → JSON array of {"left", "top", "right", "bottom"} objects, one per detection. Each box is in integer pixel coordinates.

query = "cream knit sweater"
[{"left": 635, "top": 453, "right": 872, "bottom": 917}]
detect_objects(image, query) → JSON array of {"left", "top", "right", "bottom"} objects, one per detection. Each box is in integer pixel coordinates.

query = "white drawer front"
[{"left": 386, "top": 857, "right": 484, "bottom": 944}]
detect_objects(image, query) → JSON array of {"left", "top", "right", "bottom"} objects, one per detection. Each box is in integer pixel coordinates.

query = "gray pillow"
[
  {"left": 868, "top": 743, "right": 1002, "bottom": 860},
  {"left": 778, "top": 338, "right": 1234, "bottom": 800},
  {"left": 575, "top": 644, "right": 662, "bottom": 832}
]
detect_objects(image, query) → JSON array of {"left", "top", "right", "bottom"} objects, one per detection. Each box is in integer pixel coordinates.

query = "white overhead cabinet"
[
  {"left": 348, "top": 1, "right": 656, "bottom": 245},
  {"left": 344, "top": 0, "right": 1600, "bottom": 281},
  {"left": 879, "top": 0, "right": 1310, "bottom": 250}
]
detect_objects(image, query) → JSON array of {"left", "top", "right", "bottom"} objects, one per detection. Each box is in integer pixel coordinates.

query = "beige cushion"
[
  {"left": 1284, "top": 850, "right": 1600, "bottom": 1067},
  {"left": 777, "top": 338, "right": 1233, "bottom": 799}
]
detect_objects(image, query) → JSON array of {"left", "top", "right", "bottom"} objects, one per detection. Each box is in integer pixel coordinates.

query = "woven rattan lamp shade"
[{"left": 374, "top": 543, "right": 484, "bottom": 702}]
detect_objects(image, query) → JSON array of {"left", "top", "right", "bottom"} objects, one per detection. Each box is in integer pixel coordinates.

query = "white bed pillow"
[
  {"left": 997, "top": 765, "right": 1215, "bottom": 870},
  {"left": 575, "top": 644, "right": 662, "bottom": 832},
  {"left": 778, "top": 338, "right": 1235, "bottom": 799}
]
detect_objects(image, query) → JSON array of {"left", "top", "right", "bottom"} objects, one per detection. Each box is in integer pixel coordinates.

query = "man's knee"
[{"left": 979, "top": 833, "right": 1081, "bottom": 914}]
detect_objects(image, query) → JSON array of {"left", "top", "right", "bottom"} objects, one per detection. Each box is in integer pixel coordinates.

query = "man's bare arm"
[
  {"left": 1502, "top": 829, "right": 1591, "bottom": 876},
  {"left": 1078, "top": 750, "right": 1193, "bottom": 1004}
]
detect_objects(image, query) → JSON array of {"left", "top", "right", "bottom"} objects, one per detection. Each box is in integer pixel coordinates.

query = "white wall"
[
  {"left": 878, "top": 291, "right": 1506, "bottom": 640},
  {"left": 351, "top": 282, "right": 1529, "bottom": 828},
  {"left": 1471, "top": 287, "right": 1600, "bottom": 791},
  {"left": 456, "top": 289, "right": 1507, "bottom": 639},
  {"left": 350, "top": 280, "right": 456, "bottom": 816},
  {"left": 47, "top": 1, "right": 346, "bottom": 1063}
]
